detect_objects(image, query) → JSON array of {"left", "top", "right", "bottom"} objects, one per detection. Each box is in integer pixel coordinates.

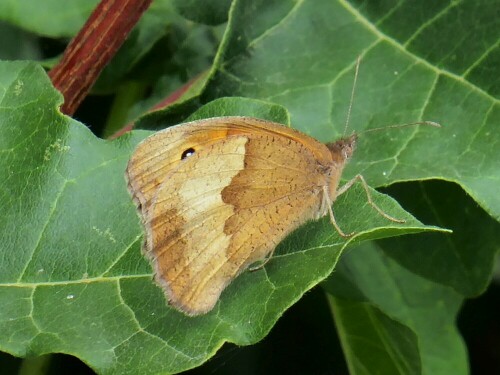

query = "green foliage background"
[{"left": 0, "top": 0, "right": 499, "bottom": 374}]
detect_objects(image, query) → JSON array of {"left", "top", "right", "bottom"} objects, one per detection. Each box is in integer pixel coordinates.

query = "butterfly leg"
[
  {"left": 336, "top": 174, "right": 405, "bottom": 224},
  {"left": 322, "top": 186, "right": 354, "bottom": 237}
]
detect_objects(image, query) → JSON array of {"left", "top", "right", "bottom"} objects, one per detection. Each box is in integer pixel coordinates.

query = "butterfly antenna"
[
  {"left": 343, "top": 56, "right": 361, "bottom": 136},
  {"left": 359, "top": 121, "right": 441, "bottom": 135}
]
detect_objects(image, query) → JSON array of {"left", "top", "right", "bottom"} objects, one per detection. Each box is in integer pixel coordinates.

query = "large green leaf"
[
  {"left": 0, "top": 0, "right": 97, "bottom": 37},
  {"left": 325, "top": 242, "right": 467, "bottom": 375},
  {"left": 380, "top": 180, "right": 500, "bottom": 297}
]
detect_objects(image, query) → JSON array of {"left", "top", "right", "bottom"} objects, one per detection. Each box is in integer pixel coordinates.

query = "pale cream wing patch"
[{"left": 145, "top": 136, "right": 248, "bottom": 315}]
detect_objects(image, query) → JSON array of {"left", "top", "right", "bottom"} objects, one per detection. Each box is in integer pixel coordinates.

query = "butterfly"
[{"left": 125, "top": 115, "right": 409, "bottom": 315}]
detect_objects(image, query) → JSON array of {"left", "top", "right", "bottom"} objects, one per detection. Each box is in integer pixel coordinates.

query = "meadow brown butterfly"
[{"left": 125, "top": 115, "right": 429, "bottom": 315}]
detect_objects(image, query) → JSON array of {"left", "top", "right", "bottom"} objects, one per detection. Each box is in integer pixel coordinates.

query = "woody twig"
[{"left": 48, "top": 0, "right": 152, "bottom": 116}]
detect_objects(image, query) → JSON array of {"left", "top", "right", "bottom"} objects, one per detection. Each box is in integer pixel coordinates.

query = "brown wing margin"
[{"left": 186, "top": 116, "right": 333, "bottom": 165}]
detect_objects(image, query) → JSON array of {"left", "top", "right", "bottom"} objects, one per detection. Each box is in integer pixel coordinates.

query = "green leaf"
[
  {"left": 186, "top": 96, "right": 291, "bottom": 123},
  {"left": 380, "top": 180, "right": 500, "bottom": 297},
  {"left": 325, "top": 242, "right": 467, "bottom": 375},
  {"left": 173, "top": 0, "right": 232, "bottom": 25},
  {"left": 0, "top": 21, "right": 41, "bottom": 60},
  {"left": 329, "top": 298, "right": 421, "bottom": 375},
  {"left": 0, "top": 0, "right": 97, "bottom": 37}
]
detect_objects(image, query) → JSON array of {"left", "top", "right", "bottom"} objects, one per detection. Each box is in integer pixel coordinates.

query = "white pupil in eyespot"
[{"left": 181, "top": 148, "right": 195, "bottom": 160}]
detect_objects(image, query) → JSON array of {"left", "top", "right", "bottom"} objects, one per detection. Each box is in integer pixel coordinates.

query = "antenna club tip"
[{"left": 423, "top": 121, "right": 442, "bottom": 128}]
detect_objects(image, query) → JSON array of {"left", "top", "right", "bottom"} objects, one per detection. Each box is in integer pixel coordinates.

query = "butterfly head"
[
  {"left": 321, "top": 133, "right": 358, "bottom": 206},
  {"left": 326, "top": 133, "right": 357, "bottom": 162}
]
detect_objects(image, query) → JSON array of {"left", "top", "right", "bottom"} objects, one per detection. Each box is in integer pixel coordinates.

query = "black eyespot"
[{"left": 181, "top": 147, "right": 195, "bottom": 160}]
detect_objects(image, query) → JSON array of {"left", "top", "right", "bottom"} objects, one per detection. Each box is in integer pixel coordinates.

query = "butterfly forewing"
[{"left": 126, "top": 117, "right": 344, "bottom": 315}]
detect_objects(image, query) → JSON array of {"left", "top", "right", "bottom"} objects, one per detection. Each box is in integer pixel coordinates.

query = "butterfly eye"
[{"left": 181, "top": 147, "right": 196, "bottom": 160}]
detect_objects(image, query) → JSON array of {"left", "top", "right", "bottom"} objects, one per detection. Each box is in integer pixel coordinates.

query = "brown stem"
[{"left": 48, "top": 0, "right": 152, "bottom": 116}]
